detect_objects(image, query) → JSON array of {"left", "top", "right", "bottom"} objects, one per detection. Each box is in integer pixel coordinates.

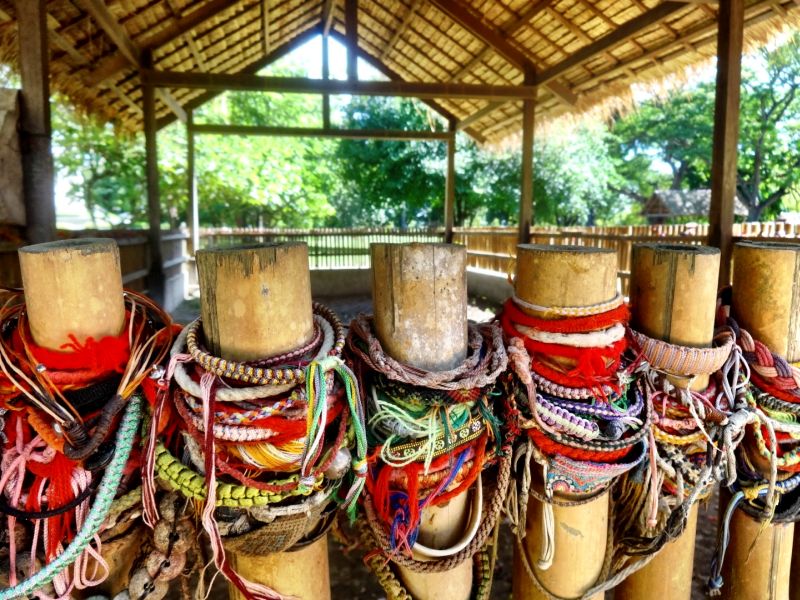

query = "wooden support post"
[
  {"left": 322, "top": 33, "right": 331, "bottom": 129},
  {"left": 617, "top": 243, "right": 721, "bottom": 600},
  {"left": 19, "top": 239, "right": 135, "bottom": 595},
  {"left": 195, "top": 243, "right": 330, "bottom": 600},
  {"left": 143, "top": 52, "right": 164, "bottom": 304},
  {"left": 17, "top": 0, "right": 55, "bottom": 244},
  {"left": 722, "top": 241, "right": 799, "bottom": 600},
  {"left": 512, "top": 244, "right": 617, "bottom": 600},
  {"left": 708, "top": 0, "right": 744, "bottom": 287},
  {"left": 445, "top": 122, "right": 456, "bottom": 243},
  {"left": 187, "top": 111, "right": 199, "bottom": 255},
  {"left": 518, "top": 71, "right": 535, "bottom": 245},
  {"left": 345, "top": 0, "right": 358, "bottom": 82},
  {"left": 370, "top": 242, "right": 472, "bottom": 600}
]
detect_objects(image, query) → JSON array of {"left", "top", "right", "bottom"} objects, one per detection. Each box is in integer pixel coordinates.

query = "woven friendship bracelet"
[
  {"left": 153, "top": 442, "right": 320, "bottom": 506},
  {"left": 511, "top": 293, "right": 624, "bottom": 318},
  {"left": 629, "top": 328, "right": 735, "bottom": 377},
  {"left": 185, "top": 302, "right": 345, "bottom": 385}
]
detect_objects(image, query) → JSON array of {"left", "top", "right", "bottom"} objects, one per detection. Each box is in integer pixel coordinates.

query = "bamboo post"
[
  {"left": 722, "top": 241, "right": 799, "bottom": 600},
  {"left": 195, "top": 243, "right": 330, "bottom": 600},
  {"left": 18, "top": 238, "right": 135, "bottom": 596},
  {"left": 616, "top": 243, "right": 720, "bottom": 600},
  {"left": 370, "top": 242, "right": 472, "bottom": 600},
  {"left": 512, "top": 244, "right": 616, "bottom": 600}
]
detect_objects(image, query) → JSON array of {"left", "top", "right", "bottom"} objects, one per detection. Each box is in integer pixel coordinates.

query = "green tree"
[{"left": 609, "top": 32, "right": 800, "bottom": 221}]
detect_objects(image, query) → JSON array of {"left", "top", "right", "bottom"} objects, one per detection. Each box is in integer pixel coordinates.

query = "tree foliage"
[{"left": 609, "top": 32, "right": 800, "bottom": 220}]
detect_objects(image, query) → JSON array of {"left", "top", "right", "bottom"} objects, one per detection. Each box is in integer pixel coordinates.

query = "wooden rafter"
[
  {"left": 322, "top": 0, "right": 336, "bottom": 35},
  {"left": 85, "top": 0, "right": 237, "bottom": 86},
  {"left": 155, "top": 24, "right": 323, "bottom": 130},
  {"left": 192, "top": 123, "right": 453, "bottom": 140},
  {"left": 536, "top": 1, "right": 689, "bottom": 86},
  {"left": 262, "top": 0, "right": 271, "bottom": 54},
  {"left": 164, "top": 0, "right": 208, "bottom": 70},
  {"left": 77, "top": 0, "right": 187, "bottom": 121},
  {"left": 380, "top": 0, "right": 422, "bottom": 61}
]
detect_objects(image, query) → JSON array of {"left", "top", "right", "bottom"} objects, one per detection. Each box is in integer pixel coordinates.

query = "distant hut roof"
[
  {"left": 0, "top": 0, "right": 797, "bottom": 142},
  {"left": 644, "top": 188, "right": 749, "bottom": 220}
]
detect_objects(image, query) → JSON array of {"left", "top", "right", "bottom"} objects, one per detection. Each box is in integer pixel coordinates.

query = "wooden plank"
[
  {"left": 142, "top": 52, "right": 164, "bottom": 303},
  {"left": 191, "top": 123, "right": 453, "bottom": 140},
  {"left": 519, "top": 71, "right": 535, "bottom": 244},
  {"left": 86, "top": 0, "right": 235, "bottom": 86},
  {"left": 536, "top": 1, "right": 689, "bottom": 86},
  {"left": 708, "top": 0, "right": 744, "bottom": 286},
  {"left": 156, "top": 89, "right": 187, "bottom": 123},
  {"left": 430, "top": 0, "right": 575, "bottom": 107},
  {"left": 345, "top": 0, "right": 358, "bottom": 80},
  {"left": 187, "top": 111, "right": 199, "bottom": 255},
  {"left": 445, "top": 121, "right": 456, "bottom": 242},
  {"left": 143, "top": 69, "right": 539, "bottom": 100},
  {"left": 18, "top": 0, "right": 55, "bottom": 244},
  {"left": 322, "top": 32, "right": 331, "bottom": 129}
]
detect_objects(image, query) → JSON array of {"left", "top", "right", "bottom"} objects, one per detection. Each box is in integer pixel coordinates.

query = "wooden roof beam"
[
  {"left": 164, "top": 0, "right": 208, "bottom": 70},
  {"left": 536, "top": 1, "right": 689, "bottom": 86},
  {"left": 380, "top": 0, "right": 422, "bottom": 61},
  {"left": 322, "top": 0, "right": 336, "bottom": 35},
  {"left": 328, "top": 29, "right": 485, "bottom": 141},
  {"left": 143, "top": 69, "right": 538, "bottom": 101},
  {"left": 155, "top": 24, "right": 323, "bottom": 130},
  {"left": 77, "top": 0, "right": 187, "bottom": 122},
  {"left": 430, "top": 0, "right": 576, "bottom": 106},
  {"left": 85, "top": 0, "right": 237, "bottom": 86}
]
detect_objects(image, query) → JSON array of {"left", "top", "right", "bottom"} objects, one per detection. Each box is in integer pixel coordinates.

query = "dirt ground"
[{"left": 171, "top": 294, "right": 720, "bottom": 600}]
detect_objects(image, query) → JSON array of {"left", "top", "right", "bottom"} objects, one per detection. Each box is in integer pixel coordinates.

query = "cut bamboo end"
[
  {"left": 371, "top": 242, "right": 472, "bottom": 600},
  {"left": 732, "top": 241, "right": 800, "bottom": 362},
  {"left": 18, "top": 238, "right": 125, "bottom": 349},
  {"left": 515, "top": 244, "right": 617, "bottom": 309},
  {"left": 196, "top": 243, "right": 330, "bottom": 600},
  {"left": 371, "top": 242, "right": 467, "bottom": 371},
  {"left": 196, "top": 243, "right": 314, "bottom": 361}
]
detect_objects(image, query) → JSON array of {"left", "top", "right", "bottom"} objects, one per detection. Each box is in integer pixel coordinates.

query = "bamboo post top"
[
  {"left": 18, "top": 238, "right": 125, "bottom": 350},
  {"left": 630, "top": 243, "right": 720, "bottom": 391},
  {"left": 732, "top": 241, "right": 800, "bottom": 361},
  {"left": 196, "top": 243, "right": 314, "bottom": 361},
  {"left": 515, "top": 244, "right": 617, "bottom": 308},
  {"left": 371, "top": 242, "right": 467, "bottom": 371}
]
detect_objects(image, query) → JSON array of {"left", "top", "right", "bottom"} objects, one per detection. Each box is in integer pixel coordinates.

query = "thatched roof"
[
  {"left": 643, "top": 188, "right": 749, "bottom": 223},
  {"left": 0, "top": 0, "right": 797, "bottom": 142}
]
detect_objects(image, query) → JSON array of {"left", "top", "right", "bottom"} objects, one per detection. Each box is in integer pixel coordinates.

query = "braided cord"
[{"left": 0, "top": 395, "right": 142, "bottom": 600}]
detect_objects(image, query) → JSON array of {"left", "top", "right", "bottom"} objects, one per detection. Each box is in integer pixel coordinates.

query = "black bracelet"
[{"left": 0, "top": 478, "right": 96, "bottom": 520}]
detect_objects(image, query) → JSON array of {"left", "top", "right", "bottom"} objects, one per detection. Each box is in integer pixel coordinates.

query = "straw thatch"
[{"left": 0, "top": 0, "right": 798, "bottom": 142}]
